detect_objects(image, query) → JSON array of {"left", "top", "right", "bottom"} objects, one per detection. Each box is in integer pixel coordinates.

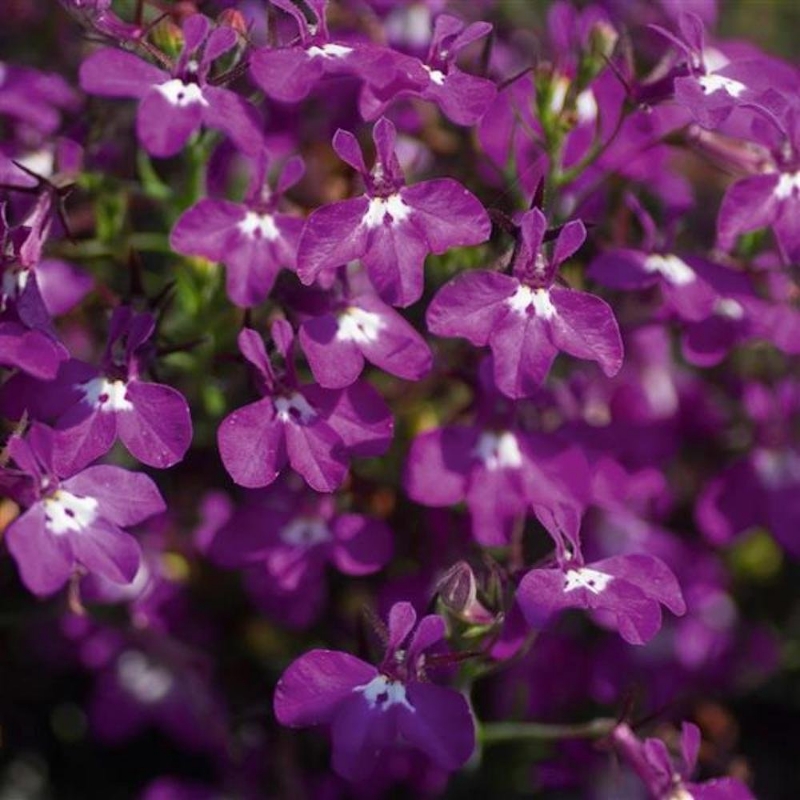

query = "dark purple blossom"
[
  {"left": 3, "top": 424, "right": 165, "bottom": 596},
  {"left": 79, "top": 14, "right": 262, "bottom": 157},
  {"left": 217, "top": 322, "right": 392, "bottom": 491},
  {"left": 1, "top": 306, "right": 193, "bottom": 473},
  {"left": 297, "top": 117, "right": 491, "bottom": 307},
  {"left": 170, "top": 153, "right": 304, "bottom": 307},
  {"left": 274, "top": 601, "right": 475, "bottom": 780},
  {"left": 428, "top": 208, "right": 623, "bottom": 398}
]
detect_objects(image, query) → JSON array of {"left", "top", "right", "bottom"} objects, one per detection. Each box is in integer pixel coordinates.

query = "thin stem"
[{"left": 479, "top": 716, "right": 617, "bottom": 745}]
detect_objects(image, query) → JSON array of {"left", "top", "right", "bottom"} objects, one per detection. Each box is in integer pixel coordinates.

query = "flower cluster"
[{"left": 1, "top": 0, "right": 796, "bottom": 796}]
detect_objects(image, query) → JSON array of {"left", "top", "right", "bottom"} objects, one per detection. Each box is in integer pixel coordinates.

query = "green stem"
[{"left": 479, "top": 716, "right": 617, "bottom": 745}]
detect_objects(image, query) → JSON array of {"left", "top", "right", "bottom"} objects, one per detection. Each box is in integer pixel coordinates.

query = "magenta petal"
[
  {"left": 491, "top": 312, "right": 557, "bottom": 398},
  {"left": 354, "top": 296, "right": 432, "bottom": 381},
  {"left": 716, "top": 174, "right": 780, "bottom": 251},
  {"left": 79, "top": 48, "right": 166, "bottom": 99},
  {"left": 284, "top": 420, "right": 348, "bottom": 493},
  {"left": 299, "top": 315, "right": 364, "bottom": 389},
  {"left": 217, "top": 399, "right": 286, "bottom": 488},
  {"left": 426, "top": 271, "right": 516, "bottom": 346},
  {"left": 362, "top": 218, "right": 428, "bottom": 307},
  {"left": 36, "top": 259, "right": 93, "bottom": 316},
  {"left": 136, "top": 86, "right": 204, "bottom": 158},
  {"left": 5, "top": 505, "right": 73, "bottom": 595},
  {"left": 249, "top": 48, "right": 321, "bottom": 103},
  {"left": 588, "top": 248, "right": 658, "bottom": 290},
  {"left": 274, "top": 650, "right": 376, "bottom": 726},
  {"left": 331, "top": 514, "right": 393, "bottom": 575},
  {"left": 170, "top": 198, "right": 243, "bottom": 262},
  {"left": 388, "top": 601, "right": 417, "bottom": 649},
  {"left": 63, "top": 466, "right": 166, "bottom": 527},
  {"left": 117, "top": 381, "right": 192, "bottom": 468},
  {"left": 297, "top": 198, "right": 370, "bottom": 285},
  {"left": 549, "top": 287, "right": 624, "bottom": 377},
  {"left": 200, "top": 86, "right": 263, "bottom": 156},
  {"left": 401, "top": 683, "right": 475, "bottom": 770},
  {"left": 553, "top": 219, "right": 586, "bottom": 266},
  {"left": 311, "top": 381, "right": 393, "bottom": 457},
  {"left": 53, "top": 408, "right": 117, "bottom": 475},
  {"left": 595, "top": 554, "right": 686, "bottom": 616},
  {"left": 404, "top": 427, "right": 473, "bottom": 506},
  {"left": 401, "top": 179, "right": 490, "bottom": 253},
  {"left": 69, "top": 516, "right": 141, "bottom": 585},
  {"left": 330, "top": 694, "right": 392, "bottom": 780}
]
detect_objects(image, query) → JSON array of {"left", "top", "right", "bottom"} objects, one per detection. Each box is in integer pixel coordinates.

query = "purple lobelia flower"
[
  {"left": 404, "top": 366, "right": 589, "bottom": 547},
  {"left": 296, "top": 117, "right": 491, "bottom": 307},
  {"left": 646, "top": 12, "right": 796, "bottom": 131},
  {"left": 79, "top": 13, "right": 262, "bottom": 158},
  {"left": 612, "top": 721, "right": 755, "bottom": 799},
  {"left": 0, "top": 306, "right": 193, "bottom": 473},
  {"left": 0, "top": 196, "right": 70, "bottom": 379},
  {"left": 298, "top": 268, "right": 432, "bottom": 388},
  {"left": 249, "top": 0, "right": 410, "bottom": 105},
  {"left": 207, "top": 478, "right": 393, "bottom": 594},
  {"left": 170, "top": 152, "right": 304, "bottom": 307},
  {"left": 517, "top": 525, "right": 686, "bottom": 645},
  {"left": 716, "top": 108, "right": 800, "bottom": 262},
  {"left": 2, "top": 423, "right": 165, "bottom": 596},
  {"left": 427, "top": 208, "right": 623, "bottom": 398},
  {"left": 217, "top": 321, "right": 392, "bottom": 492},
  {"left": 274, "top": 601, "right": 475, "bottom": 780},
  {"left": 359, "top": 14, "right": 497, "bottom": 126}
]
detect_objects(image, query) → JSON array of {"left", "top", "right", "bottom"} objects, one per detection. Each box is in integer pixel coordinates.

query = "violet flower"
[
  {"left": 79, "top": 14, "right": 262, "bottom": 158},
  {"left": 427, "top": 208, "right": 623, "bottom": 398},
  {"left": 217, "top": 322, "right": 392, "bottom": 492},
  {"left": 0, "top": 196, "right": 70, "bottom": 379},
  {"left": 298, "top": 269, "right": 432, "bottom": 388},
  {"left": 170, "top": 153, "right": 304, "bottom": 307},
  {"left": 3, "top": 424, "right": 165, "bottom": 596},
  {"left": 1, "top": 306, "right": 193, "bottom": 473},
  {"left": 297, "top": 116, "right": 491, "bottom": 307},
  {"left": 249, "top": 0, "right": 412, "bottom": 104},
  {"left": 517, "top": 525, "right": 686, "bottom": 645},
  {"left": 612, "top": 721, "right": 754, "bottom": 799},
  {"left": 359, "top": 14, "right": 497, "bottom": 126},
  {"left": 274, "top": 601, "right": 475, "bottom": 780}
]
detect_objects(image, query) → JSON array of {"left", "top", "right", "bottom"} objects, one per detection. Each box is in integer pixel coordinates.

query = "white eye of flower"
[
  {"left": 306, "top": 43, "right": 353, "bottom": 59},
  {"left": 643, "top": 254, "right": 696, "bottom": 286},
  {"left": 774, "top": 172, "right": 800, "bottom": 200},
  {"left": 563, "top": 567, "right": 612, "bottom": 595},
  {"left": 507, "top": 285, "right": 557, "bottom": 320},
  {"left": 79, "top": 377, "right": 133, "bottom": 412},
  {"left": 337, "top": 307, "right": 384, "bottom": 344},
  {"left": 238, "top": 211, "right": 279, "bottom": 241},
  {"left": 473, "top": 431, "right": 523, "bottom": 471},
  {"left": 363, "top": 194, "right": 410, "bottom": 228},
  {"left": 697, "top": 73, "right": 746, "bottom": 98},
  {"left": 43, "top": 490, "right": 99, "bottom": 535},
  {"left": 280, "top": 517, "right": 331, "bottom": 547},
  {"left": 275, "top": 393, "right": 317, "bottom": 424},
  {"left": 155, "top": 79, "right": 208, "bottom": 107},
  {"left": 117, "top": 650, "right": 174, "bottom": 704},
  {"left": 355, "top": 675, "right": 414, "bottom": 712}
]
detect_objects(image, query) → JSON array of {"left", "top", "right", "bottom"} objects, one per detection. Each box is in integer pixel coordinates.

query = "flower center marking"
[
  {"left": 508, "top": 285, "right": 557, "bottom": 319},
  {"left": 473, "top": 431, "right": 523, "bottom": 471},
  {"left": 363, "top": 194, "right": 410, "bottom": 228},
  {"left": 563, "top": 567, "right": 612, "bottom": 595},
  {"left": 280, "top": 517, "right": 331, "bottom": 547},
  {"left": 156, "top": 79, "right": 208, "bottom": 107},
  {"left": 356, "top": 675, "right": 414, "bottom": 712},
  {"left": 275, "top": 393, "right": 317, "bottom": 424},
  {"left": 117, "top": 650, "right": 174, "bottom": 704},
  {"left": 774, "top": 171, "right": 800, "bottom": 200},
  {"left": 238, "top": 211, "right": 279, "bottom": 241},
  {"left": 697, "top": 73, "right": 746, "bottom": 98},
  {"left": 80, "top": 377, "right": 133, "bottom": 412},
  {"left": 306, "top": 43, "right": 353, "bottom": 59},
  {"left": 43, "top": 490, "right": 99, "bottom": 535},
  {"left": 643, "top": 254, "right": 696, "bottom": 286},
  {"left": 336, "top": 307, "right": 384, "bottom": 344}
]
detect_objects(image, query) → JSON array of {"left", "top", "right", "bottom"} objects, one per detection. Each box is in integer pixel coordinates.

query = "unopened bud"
[{"left": 218, "top": 8, "right": 248, "bottom": 37}]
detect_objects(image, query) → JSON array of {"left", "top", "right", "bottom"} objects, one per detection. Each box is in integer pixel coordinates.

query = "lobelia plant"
[{"left": 1, "top": 0, "right": 798, "bottom": 796}]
